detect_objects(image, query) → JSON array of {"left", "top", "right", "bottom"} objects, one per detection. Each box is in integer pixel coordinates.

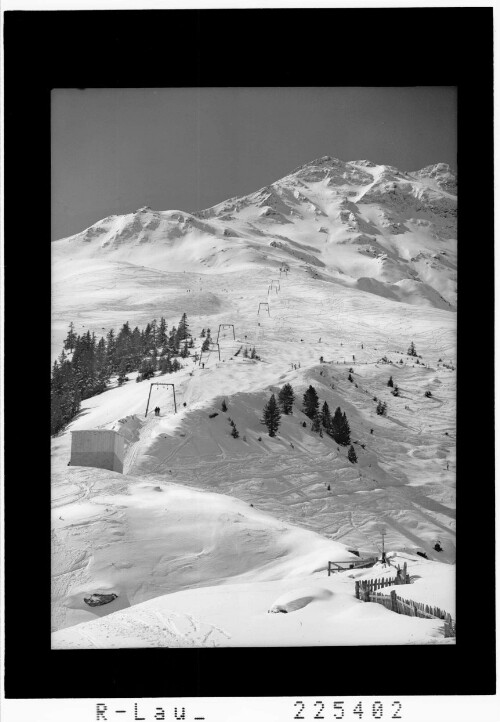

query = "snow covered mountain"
[
  {"left": 52, "top": 157, "right": 456, "bottom": 333},
  {"left": 51, "top": 156, "right": 456, "bottom": 647}
]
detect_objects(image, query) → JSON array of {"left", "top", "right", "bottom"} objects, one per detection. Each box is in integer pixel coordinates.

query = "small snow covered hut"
[{"left": 70, "top": 429, "right": 124, "bottom": 473}]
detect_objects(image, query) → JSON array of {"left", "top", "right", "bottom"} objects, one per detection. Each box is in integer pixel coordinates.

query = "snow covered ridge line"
[{"left": 53, "top": 154, "right": 456, "bottom": 312}]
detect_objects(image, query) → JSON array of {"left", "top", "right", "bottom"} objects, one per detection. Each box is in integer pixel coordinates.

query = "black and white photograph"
[
  {"left": 2, "top": 4, "right": 495, "bottom": 712},
  {"left": 50, "top": 86, "right": 458, "bottom": 649}
]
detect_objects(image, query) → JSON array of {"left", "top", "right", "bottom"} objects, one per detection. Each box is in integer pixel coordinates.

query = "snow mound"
[
  {"left": 111, "top": 414, "right": 143, "bottom": 444},
  {"left": 268, "top": 585, "right": 332, "bottom": 613}
]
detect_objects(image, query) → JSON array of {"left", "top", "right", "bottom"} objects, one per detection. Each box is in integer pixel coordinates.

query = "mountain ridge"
[{"left": 52, "top": 156, "right": 457, "bottom": 343}]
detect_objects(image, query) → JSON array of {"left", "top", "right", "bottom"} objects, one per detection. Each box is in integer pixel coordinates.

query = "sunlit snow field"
[{"left": 51, "top": 158, "right": 456, "bottom": 647}]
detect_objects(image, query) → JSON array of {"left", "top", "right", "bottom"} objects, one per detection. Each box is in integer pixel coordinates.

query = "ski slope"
[{"left": 51, "top": 156, "right": 456, "bottom": 646}]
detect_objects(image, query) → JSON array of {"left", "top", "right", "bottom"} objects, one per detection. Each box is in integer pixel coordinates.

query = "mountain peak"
[
  {"left": 291, "top": 156, "right": 344, "bottom": 174},
  {"left": 411, "top": 163, "right": 456, "bottom": 194}
]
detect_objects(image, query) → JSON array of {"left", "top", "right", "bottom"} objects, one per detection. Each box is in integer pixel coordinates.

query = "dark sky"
[{"left": 52, "top": 87, "right": 456, "bottom": 240}]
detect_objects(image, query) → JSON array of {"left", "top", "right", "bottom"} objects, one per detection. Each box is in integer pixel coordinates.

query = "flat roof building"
[{"left": 70, "top": 429, "right": 125, "bottom": 474}]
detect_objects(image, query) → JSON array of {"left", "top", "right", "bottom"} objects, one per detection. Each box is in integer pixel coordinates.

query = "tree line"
[{"left": 51, "top": 313, "right": 192, "bottom": 435}]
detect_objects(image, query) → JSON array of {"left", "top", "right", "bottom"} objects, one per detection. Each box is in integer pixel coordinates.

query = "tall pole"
[
  {"left": 145, "top": 384, "right": 154, "bottom": 417},
  {"left": 381, "top": 531, "right": 386, "bottom": 563}
]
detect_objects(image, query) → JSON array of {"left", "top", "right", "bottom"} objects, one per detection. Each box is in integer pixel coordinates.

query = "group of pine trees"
[
  {"left": 201, "top": 328, "right": 212, "bottom": 353},
  {"left": 242, "top": 346, "right": 260, "bottom": 360},
  {"left": 51, "top": 313, "right": 192, "bottom": 435},
  {"left": 302, "top": 384, "right": 352, "bottom": 447},
  {"left": 260, "top": 382, "right": 356, "bottom": 461}
]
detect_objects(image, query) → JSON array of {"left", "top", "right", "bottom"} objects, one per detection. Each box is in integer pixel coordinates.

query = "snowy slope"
[
  {"left": 53, "top": 560, "right": 452, "bottom": 649},
  {"left": 51, "top": 156, "right": 456, "bottom": 647},
  {"left": 52, "top": 157, "right": 456, "bottom": 358},
  {"left": 51, "top": 469, "right": 359, "bottom": 632}
]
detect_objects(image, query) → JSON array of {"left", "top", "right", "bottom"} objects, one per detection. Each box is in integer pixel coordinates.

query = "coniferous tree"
[
  {"left": 376, "top": 400, "right": 387, "bottom": 416},
  {"left": 348, "top": 445, "right": 358, "bottom": 463},
  {"left": 262, "top": 394, "right": 281, "bottom": 437},
  {"left": 302, "top": 385, "right": 319, "bottom": 419},
  {"left": 63, "top": 321, "right": 77, "bottom": 353},
  {"left": 201, "top": 336, "right": 211, "bottom": 352},
  {"left": 176, "top": 313, "right": 189, "bottom": 344},
  {"left": 130, "top": 327, "right": 142, "bottom": 367},
  {"left": 331, "top": 406, "right": 351, "bottom": 445},
  {"left": 387, "top": 376, "right": 394, "bottom": 387},
  {"left": 157, "top": 317, "right": 168, "bottom": 349},
  {"left": 407, "top": 341, "right": 417, "bottom": 357},
  {"left": 72, "top": 330, "right": 98, "bottom": 399},
  {"left": 106, "top": 328, "right": 117, "bottom": 373},
  {"left": 320, "top": 401, "right": 333, "bottom": 432},
  {"left": 115, "top": 321, "right": 132, "bottom": 369},
  {"left": 339, "top": 411, "right": 351, "bottom": 445},
  {"left": 51, "top": 355, "right": 81, "bottom": 435},
  {"left": 180, "top": 340, "right": 189, "bottom": 358},
  {"left": 94, "top": 336, "right": 109, "bottom": 393},
  {"left": 311, "top": 412, "right": 323, "bottom": 436},
  {"left": 391, "top": 385, "right": 400, "bottom": 397},
  {"left": 150, "top": 319, "right": 158, "bottom": 350},
  {"left": 200, "top": 328, "right": 206, "bottom": 338},
  {"left": 143, "top": 323, "right": 156, "bottom": 354},
  {"left": 278, "top": 383, "right": 295, "bottom": 414},
  {"left": 169, "top": 326, "right": 178, "bottom": 354},
  {"left": 348, "top": 373, "right": 354, "bottom": 383}
]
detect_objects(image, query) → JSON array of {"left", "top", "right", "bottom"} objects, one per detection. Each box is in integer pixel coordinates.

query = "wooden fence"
[
  {"left": 353, "top": 563, "right": 411, "bottom": 595},
  {"left": 361, "top": 588, "right": 456, "bottom": 638},
  {"left": 328, "top": 556, "right": 378, "bottom": 575}
]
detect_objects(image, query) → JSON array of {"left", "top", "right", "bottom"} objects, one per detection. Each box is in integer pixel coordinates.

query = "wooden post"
[
  {"left": 355, "top": 581, "right": 360, "bottom": 599},
  {"left": 390, "top": 590, "right": 397, "bottom": 612},
  {"left": 381, "top": 530, "right": 386, "bottom": 564}
]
